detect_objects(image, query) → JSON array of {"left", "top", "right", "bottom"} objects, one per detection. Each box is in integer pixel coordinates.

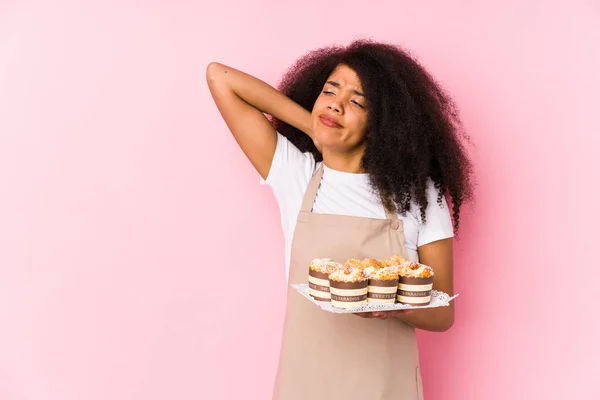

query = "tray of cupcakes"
[{"left": 291, "top": 255, "right": 458, "bottom": 313}]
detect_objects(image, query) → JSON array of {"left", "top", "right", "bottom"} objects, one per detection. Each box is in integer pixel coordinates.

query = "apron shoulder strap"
[
  {"left": 300, "top": 163, "right": 324, "bottom": 213},
  {"left": 384, "top": 205, "right": 398, "bottom": 221}
]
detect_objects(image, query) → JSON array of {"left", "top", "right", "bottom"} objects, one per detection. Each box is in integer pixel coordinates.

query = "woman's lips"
[{"left": 319, "top": 115, "right": 342, "bottom": 128}]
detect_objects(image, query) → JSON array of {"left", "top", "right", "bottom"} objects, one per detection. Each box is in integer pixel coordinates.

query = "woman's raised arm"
[{"left": 206, "top": 62, "right": 314, "bottom": 179}]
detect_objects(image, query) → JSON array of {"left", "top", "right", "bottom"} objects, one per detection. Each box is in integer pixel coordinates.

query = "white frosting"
[
  {"left": 399, "top": 262, "right": 434, "bottom": 278},
  {"left": 310, "top": 258, "right": 332, "bottom": 268},
  {"left": 310, "top": 258, "right": 342, "bottom": 274},
  {"left": 329, "top": 267, "right": 367, "bottom": 283},
  {"left": 370, "top": 266, "right": 399, "bottom": 280}
]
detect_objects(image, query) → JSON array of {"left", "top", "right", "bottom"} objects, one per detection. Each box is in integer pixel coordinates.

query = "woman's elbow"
[
  {"left": 434, "top": 309, "right": 455, "bottom": 332},
  {"left": 205, "top": 62, "right": 224, "bottom": 86},
  {"left": 439, "top": 319, "right": 454, "bottom": 332},
  {"left": 440, "top": 312, "right": 455, "bottom": 332}
]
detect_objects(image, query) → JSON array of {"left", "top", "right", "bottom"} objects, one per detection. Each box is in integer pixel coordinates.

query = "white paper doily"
[{"left": 292, "top": 283, "right": 458, "bottom": 314}]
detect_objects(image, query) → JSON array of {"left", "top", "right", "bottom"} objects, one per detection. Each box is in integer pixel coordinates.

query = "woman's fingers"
[{"left": 356, "top": 309, "right": 414, "bottom": 319}]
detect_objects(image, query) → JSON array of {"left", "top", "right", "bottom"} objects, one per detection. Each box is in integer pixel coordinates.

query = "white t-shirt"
[{"left": 261, "top": 132, "right": 454, "bottom": 282}]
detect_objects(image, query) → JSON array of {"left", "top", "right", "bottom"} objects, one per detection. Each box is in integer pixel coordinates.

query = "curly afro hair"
[{"left": 270, "top": 39, "right": 474, "bottom": 233}]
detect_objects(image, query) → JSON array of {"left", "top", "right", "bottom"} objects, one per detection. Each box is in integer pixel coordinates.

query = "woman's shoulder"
[{"left": 261, "top": 132, "right": 319, "bottom": 190}]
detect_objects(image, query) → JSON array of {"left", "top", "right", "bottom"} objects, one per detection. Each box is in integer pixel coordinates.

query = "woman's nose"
[{"left": 328, "top": 102, "right": 342, "bottom": 114}]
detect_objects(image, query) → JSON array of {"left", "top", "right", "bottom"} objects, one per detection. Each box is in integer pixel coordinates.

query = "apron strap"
[
  {"left": 300, "top": 163, "right": 324, "bottom": 213},
  {"left": 300, "top": 163, "right": 399, "bottom": 222},
  {"left": 384, "top": 205, "right": 398, "bottom": 221}
]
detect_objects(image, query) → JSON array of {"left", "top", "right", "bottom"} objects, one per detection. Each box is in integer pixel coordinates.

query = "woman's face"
[{"left": 311, "top": 64, "right": 369, "bottom": 153}]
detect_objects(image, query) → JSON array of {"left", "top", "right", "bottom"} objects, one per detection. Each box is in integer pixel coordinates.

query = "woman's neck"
[{"left": 321, "top": 147, "right": 365, "bottom": 173}]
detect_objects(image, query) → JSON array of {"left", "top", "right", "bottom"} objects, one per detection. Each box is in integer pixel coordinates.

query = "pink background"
[{"left": 1, "top": 1, "right": 599, "bottom": 399}]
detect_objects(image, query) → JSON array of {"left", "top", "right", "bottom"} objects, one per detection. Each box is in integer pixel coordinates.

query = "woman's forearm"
[
  {"left": 396, "top": 305, "right": 454, "bottom": 332},
  {"left": 206, "top": 62, "right": 313, "bottom": 137}
]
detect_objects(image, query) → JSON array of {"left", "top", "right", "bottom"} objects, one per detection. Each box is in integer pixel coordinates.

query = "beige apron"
[{"left": 273, "top": 164, "right": 424, "bottom": 400}]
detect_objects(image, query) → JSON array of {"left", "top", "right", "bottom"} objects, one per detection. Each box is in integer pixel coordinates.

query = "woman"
[{"left": 206, "top": 39, "right": 473, "bottom": 400}]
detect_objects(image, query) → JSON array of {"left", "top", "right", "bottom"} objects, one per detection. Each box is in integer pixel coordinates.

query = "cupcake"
[
  {"left": 344, "top": 258, "right": 362, "bottom": 268},
  {"left": 396, "top": 262, "right": 435, "bottom": 305},
  {"left": 329, "top": 267, "right": 369, "bottom": 309},
  {"left": 383, "top": 254, "right": 409, "bottom": 267},
  {"left": 366, "top": 267, "right": 399, "bottom": 304},
  {"left": 360, "top": 258, "right": 384, "bottom": 270},
  {"left": 308, "top": 258, "right": 341, "bottom": 302}
]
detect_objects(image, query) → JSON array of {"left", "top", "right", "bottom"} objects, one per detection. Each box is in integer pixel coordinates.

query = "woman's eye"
[
  {"left": 352, "top": 100, "right": 365, "bottom": 108},
  {"left": 323, "top": 90, "right": 334, "bottom": 95}
]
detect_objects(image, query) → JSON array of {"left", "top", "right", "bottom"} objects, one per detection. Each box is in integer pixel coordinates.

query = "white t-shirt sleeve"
[
  {"left": 260, "top": 132, "right": 315, "bottom": 188},
  {"left": 259, "top": 132, "right": 316, "bottom": 231},
  {"left": 417, "top": 180, "right": 455, "bottom": 247}
]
